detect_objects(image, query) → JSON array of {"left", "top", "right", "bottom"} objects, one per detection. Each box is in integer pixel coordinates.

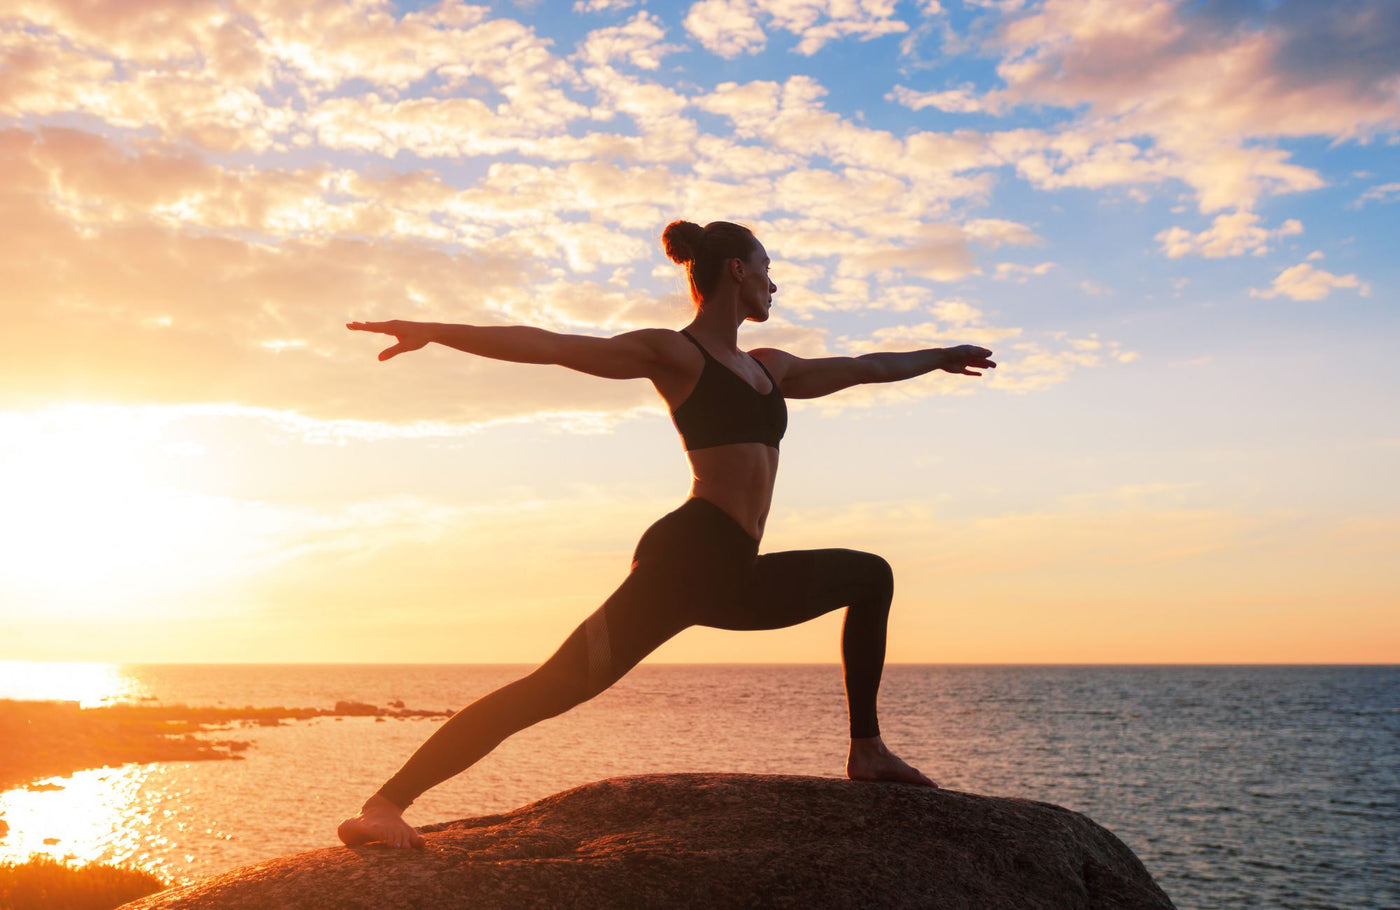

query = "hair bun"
[{"left": 662, "top": 220, "right": 704, "bottom": 265}]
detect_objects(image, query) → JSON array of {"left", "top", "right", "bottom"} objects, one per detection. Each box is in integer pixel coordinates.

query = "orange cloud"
[
  {"left": 0, "top": 2, "right": 1144, "bottom": 428},
  {"left": 983, "top": 0, "right": 1398, "bottom": 211}
]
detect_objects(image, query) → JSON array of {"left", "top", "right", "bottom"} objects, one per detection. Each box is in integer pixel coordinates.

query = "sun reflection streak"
[
  {"left": 0, "top": 662, "right": 143, "bottom": 707},
  {"left": 0, "top": 763, "right": 237, "bottom": 885},
  {"left": 0, "top": 766, "right": 162, "bottom": 875}
]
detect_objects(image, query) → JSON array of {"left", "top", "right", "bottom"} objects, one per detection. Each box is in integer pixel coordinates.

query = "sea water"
[{"left": 0, "top": 663, "right": 1396, "bottom": 909}]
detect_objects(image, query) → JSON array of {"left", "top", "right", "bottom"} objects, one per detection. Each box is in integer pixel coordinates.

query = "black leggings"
[{"left": 377, "top": 497, "right": 894, "bottom": 809}]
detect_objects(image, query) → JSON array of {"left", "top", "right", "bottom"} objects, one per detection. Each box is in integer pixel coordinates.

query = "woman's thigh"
[
  {"left": 554, "top": 565, "right": 694, "bottom": 696},
  {"left": 698, "top": 548, "right": 892, "bottom": 633}
]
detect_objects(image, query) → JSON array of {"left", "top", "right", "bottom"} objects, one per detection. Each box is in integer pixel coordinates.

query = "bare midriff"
[{"left": 686, "top": 443, "right": 780, "bottom": 541}]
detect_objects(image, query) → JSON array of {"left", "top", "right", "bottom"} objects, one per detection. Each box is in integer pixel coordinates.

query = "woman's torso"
[
  {"left": 652, "top": 330, "right": 783, "bottom": 540},
  {"left": 687, "top": 445, "right": 779, "bottom": 540}
]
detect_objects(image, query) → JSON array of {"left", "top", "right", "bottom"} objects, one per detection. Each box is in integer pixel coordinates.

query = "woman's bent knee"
[{"left": 855, "top": 551, "right": 894, "bottom": 608}]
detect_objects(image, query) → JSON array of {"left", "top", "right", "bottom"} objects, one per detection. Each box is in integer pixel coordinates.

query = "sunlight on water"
[
  {"left": 0, "top": 662, "right": 143, "bottom": 706},
  {"left": 0, "top": 766, "right": 163, "bottom": 875},
  {"left": 1, "top": 664, "right": 1394, "bottom": 906},
  {"left": 0, "top": 763, "right": 243, "bottom": 884}
]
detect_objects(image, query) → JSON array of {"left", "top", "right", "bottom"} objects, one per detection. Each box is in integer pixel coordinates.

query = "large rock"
[{"left": 121, "top": 773, "right": 1174, "bottom": 909}]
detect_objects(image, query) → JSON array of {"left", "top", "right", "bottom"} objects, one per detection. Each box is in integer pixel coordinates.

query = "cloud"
[
  {"left": 1250, "top": 261, "right": 1372, "bottom": 301},
  {"left": 887, "top": 84, "right": 991, "bottom": 114},
  {"left": 996, "top": 0, "right": 1400, "bottom": 142},
  {"left": 984, "top": 0, "right": 1400, "bottom": 211},
  {"left": 685, "top": 0, "right": 912, "bottom": 58},
  {"left": 575, "top": 0, "right": 637, "bottom": 11},
  {"left": 576, "top": 11, "right": 684, "bottom": 70},
  {"left": 1354, "top": 182, "right": 1400, "bottom": 207},
  {"left": 685, "top": 0, "right": 768, "bottom": 57},
  {"left": 825, "top": 217, "right": 1039, "bottom": 281},
  {"left": 987, "top": 339, "right": 1129, "bottom": 393},
  {"left": 994, "top": 261, "right": 1055, "bottom": 282},
  {"left": 696, "top": 76, "right": 999, "bottom": 201},
  {"left": 3, "top": 1, "right": 586, "bottom": 152},
  {"left": 962, "top": 218, "right": 1042, "bottom": 248},
  {"left": 809, "top": 315, "right": 1132, "bottom": 407},
  {"left": 0, "top": 27, "right": 291, "bottom": 152},
  {"left": 1156, "top": 211, "right": 1303, "bottom": 258},
  {"left": 0, "top": 128, "right": 688, "bottom": 425},
  {"left": 0, "top": 3, "right": 1174, "bottom": 428}
]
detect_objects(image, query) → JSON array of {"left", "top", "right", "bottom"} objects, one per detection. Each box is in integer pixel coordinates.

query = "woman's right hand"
[{"left": 346, "top": 320, "right": 437, "bottom": 361}]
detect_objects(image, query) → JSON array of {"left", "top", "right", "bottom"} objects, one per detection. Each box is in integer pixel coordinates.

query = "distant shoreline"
[{"left": 0, "top": 699, "right": 451, "bottom": 793}]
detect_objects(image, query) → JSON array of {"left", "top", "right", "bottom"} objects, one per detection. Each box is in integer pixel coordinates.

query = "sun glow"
[
  {"left": 0, "top": 405, "right": 250, "bottom": 618},
  {"left": 0, "top": 661, "right": 138, "bottom": 706}
]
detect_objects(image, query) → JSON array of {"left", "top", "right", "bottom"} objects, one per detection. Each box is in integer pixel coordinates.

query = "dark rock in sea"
[
  {"left": 118, "top": 773, "right": 1175, "bottom": 909},
  {"left": 332, "top": 700, "right": 381, "bottom": 716}
]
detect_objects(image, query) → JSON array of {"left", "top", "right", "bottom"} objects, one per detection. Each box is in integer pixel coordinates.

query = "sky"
[{"left": 1, "top": 0, "right": 1396, "bottom": 664}]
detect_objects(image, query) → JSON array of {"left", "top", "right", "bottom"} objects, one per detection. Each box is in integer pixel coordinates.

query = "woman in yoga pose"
[{"left": 339, "top": 220, "right": 995, "bottom": 848}]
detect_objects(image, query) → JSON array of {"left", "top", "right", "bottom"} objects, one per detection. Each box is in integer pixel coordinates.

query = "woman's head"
[{"left": 662, "top": 220, "right": 769, "bottom": 310}]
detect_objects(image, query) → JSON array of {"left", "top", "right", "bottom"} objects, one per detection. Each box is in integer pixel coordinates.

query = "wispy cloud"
[
  {"left": 1157, "top": 211, "right": 1303, "bottom": 259},
  {"left": 1353, "top": 182, "right": 1400, "bottom": 207}
]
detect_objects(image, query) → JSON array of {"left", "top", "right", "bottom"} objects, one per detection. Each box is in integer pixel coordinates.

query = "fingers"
[{"left": 378, "top": 344, "right": 404, "bottom": 361}]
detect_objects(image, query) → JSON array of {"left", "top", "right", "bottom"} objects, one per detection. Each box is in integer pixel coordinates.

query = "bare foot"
[
  {"left": 338, "top": 794, "right": 426, "bottom": 849},
  {"left": 846, "top": 736, "right": 937, "bottom": 788}
]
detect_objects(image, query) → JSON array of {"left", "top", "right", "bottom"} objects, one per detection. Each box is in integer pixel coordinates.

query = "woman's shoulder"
[
  {"left": 616, "top": 327, "right": 703, "bottom": 364},
  {"left": 747, "top": 346, "right": 796, "bottom": 380}
]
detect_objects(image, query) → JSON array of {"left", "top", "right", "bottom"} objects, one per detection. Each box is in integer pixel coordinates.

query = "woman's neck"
[{"left": 687, "top": 295, "right": 744, "bottom": 351}]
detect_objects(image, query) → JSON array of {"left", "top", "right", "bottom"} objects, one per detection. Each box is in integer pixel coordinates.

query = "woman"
[{"left": 339, "top": 220, "right": 995, "bottom": 848}]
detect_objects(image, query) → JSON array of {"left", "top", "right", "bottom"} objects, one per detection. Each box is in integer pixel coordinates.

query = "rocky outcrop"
[
  {"left": 120, "top": 773, "right": 1174, "bottom": 909},
  {"left": 1, "top": 699, "right": 451, "bottom": 791}
]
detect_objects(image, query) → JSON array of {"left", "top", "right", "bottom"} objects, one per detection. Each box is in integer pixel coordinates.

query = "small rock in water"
[{"left": 333, "top": 700, "right": 381, "bottom": 716}]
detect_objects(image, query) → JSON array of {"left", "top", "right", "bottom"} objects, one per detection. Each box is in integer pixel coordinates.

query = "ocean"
[{"left": 1, "top": 663, "right": 1396, "bottom": 909}]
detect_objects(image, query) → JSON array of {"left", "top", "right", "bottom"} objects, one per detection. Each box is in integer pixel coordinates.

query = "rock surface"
[{"left": 120, "top": 773, "right": 1175, "bottom": 909}]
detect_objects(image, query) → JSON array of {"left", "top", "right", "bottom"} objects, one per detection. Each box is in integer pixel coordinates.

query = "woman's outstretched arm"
[
  {"left": 753, "top": 345, "right": 996, "bottom": 399},
  {"left": 347, "top": 320, "right": 677, "bottom": 381}
]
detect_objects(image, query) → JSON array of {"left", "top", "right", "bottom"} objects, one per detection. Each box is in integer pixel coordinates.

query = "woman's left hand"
[{"left": 939, "top": 345, "right": 996, "bottom": 376}]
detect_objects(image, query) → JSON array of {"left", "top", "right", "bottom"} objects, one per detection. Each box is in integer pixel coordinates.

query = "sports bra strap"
[
  {"left": 678, "top": 329, "right": 710, "bottom": 358},
  {"left": 753, "top": 357, "right": 776, "bottom": 384}
]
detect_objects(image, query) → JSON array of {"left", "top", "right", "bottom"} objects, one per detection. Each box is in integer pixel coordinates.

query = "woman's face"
[{"left": 739, "top": 242, "right": 777, "bottom": 322}]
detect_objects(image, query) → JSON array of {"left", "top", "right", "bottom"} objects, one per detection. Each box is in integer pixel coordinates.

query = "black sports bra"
[{"left": 671, "top": 330, "right": 787, "bottom": 452}]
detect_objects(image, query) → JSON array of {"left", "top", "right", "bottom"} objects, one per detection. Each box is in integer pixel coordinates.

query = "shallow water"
[{"left": 1, "top": 663, "right": 1396, "bottom": 909}]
